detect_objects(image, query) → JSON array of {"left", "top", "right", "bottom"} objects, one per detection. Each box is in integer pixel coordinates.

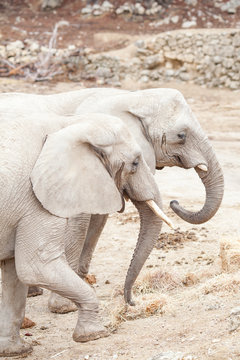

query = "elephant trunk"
[
  {"left": 170, "top": 140, "right": 224, "bottom": 224},
  {"left": 124, "top": 198, "right": 163, "bottom": 305}
]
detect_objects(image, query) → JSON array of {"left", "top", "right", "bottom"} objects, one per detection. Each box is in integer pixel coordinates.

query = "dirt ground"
[
  {"left": 0, "top": 78, "right": 239, "bottom": 360},
  {"left": 1, "top": 0, "right": 239, "bottom": 51}
]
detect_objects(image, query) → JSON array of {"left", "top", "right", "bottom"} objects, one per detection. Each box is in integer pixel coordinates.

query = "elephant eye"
[
  {"left": 177, "top": 132, "right": 186, "bottom": 143},
  {"left": 131, "top": 157, "right": 139, "bottom": 173}
]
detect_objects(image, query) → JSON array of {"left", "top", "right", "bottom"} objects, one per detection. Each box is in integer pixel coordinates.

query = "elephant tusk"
[
  {"left": 146, "top": 200, "right": 175, "bottom": 230},
  {"left": 197, "top": 164, "right": 208, "bottom": 172}
]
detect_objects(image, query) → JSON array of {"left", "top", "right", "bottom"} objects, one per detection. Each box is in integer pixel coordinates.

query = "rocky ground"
[
  {"left": 1, "top": 1, "right": 240, "bottom": 359},
  {"left": 0, "top": 0, "right": 240, "bottom": 87}
]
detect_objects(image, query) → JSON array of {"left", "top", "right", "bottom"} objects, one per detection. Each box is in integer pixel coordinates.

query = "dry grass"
[
  {"left": 105, "top": 265, "right": 240, "bottom": 330},
  {"left": 202, "top": 272, "right": 240, "bottom": 295},
  {"left": 106, "top": 269, "right": 182, "bottom": 328},
  {"left": 106, "top": 293, "right": 168, "bottom": 329},
  {"left": 219, "top": 238, "right": 240, "bottom": 272},
  {"left": 133, "top": 269, "right": 183, "bottom": 295}
]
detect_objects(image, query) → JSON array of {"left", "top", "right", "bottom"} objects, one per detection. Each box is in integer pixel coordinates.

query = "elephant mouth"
[
  {"left": 122, "top": 191, "right": 175, "bottom": 229},
  {"left": 174, "top": 155, "right": 184, "bottom": 167},
  {"left": 174, "top": 155, "right": 208, "bottom": 172}
]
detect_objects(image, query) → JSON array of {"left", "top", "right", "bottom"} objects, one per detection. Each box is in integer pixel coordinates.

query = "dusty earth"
[
  {"left": 0, "top": 78, "right": 239, "bottom": 360},
  {"left": 1, "top": 0, "right": 239, "bottom": 52}
]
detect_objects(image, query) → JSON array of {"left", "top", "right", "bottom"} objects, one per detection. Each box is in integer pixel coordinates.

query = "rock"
[
  {"left": 81, "top": 6, "right": 92, "bottom": 15},
  {"left": 134, "top": 3, "right": 145, "bottom": 15},
  {"left": 96, "top": 66, "right": 112, "bottom": 78},
  {"left": 135, "top": 39, "right": 145, "bottom": 48},
  {"left": 213, "top": 56, "right": 222, "bottom": 64},
  {"left": 229, "top": 306, "right": 240, "bottom": 332},
  {"left": 231, "top": 306, "right": 240, "bottom": 316},
  {"left": 140, "top": 75, "right": 149, "bottom": 83},
  {"left": 148, "top": 351, "right": 196, "bottom": 360},
  {"left": 229, "top": 81, "right": 239, "bottom": 90},
  {"left": 93, "top": 9, "right": 103, "bottom": 16},
  {"left": 216, "top": 0, "right": 240, "bottom": 13},
  {"left": 171, "top": 16, "right": 179, "bottom": 24},
  {"left": 41, "top": 0, "right": 63, "bottom": 10},
  {"left": 184, "top": 0, "right": 198, "bottom": 5},
  {"left": 102, "top": 1, "right": 113, "bottom": 11},
  {"left": 6, "top": 40, "right": 24, "bottom": 57},
  {"left": 116, "top": 3, "right": 132, "bottom": 15},
  {"left": 182, "top": 20, "right": 197, "bottom": 28},
  {"left": 0, "top": 45, "right": 6, "bottom": 57},
  {"left": 144, "top": 54, "right": 164, "bottom": 69}
]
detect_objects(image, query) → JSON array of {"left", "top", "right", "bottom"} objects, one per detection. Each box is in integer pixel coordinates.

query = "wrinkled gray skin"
[
  {"left": 45, "top": 87, "right": 224, "bottom": 312},
  {"left": 0, "top": 103, "right": 163, "bottom": 356}
]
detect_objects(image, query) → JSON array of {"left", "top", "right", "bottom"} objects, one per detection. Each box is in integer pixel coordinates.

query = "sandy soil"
[{"left": 0, "top": 79, "right": 240, "bottom": 360}]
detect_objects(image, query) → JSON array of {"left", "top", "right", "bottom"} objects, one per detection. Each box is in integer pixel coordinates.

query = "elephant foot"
[
  {"left": 73, "top": 305, "right": 109, "bottom": 343},
  {"left": 0, "top": 337, "right": 32, "bottom": 357},
  {"left": 73, "top": 322, "right": 109, "bottom": 343},
  {"left": 48, "top": 293, "right": 78, "bottom": 314},
  {"left": 27, "top": 286, "right": 43, "bottom": 297}
]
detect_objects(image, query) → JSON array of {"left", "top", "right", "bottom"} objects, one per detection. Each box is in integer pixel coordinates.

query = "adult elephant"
[
  {"left": 45, "top": 87, "right": 224, "bottom": 311},
  {"left": 1, "top": 88, "right": 223, "bottom": 308},
  {"left": 0, "top": 107, "right": 172, "bottom": 356}
]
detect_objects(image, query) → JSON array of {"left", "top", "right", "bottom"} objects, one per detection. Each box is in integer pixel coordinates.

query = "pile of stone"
[
  {"left": 1, "top": 29, "right": 240, "bottom": 90},
  {"left": 81, "top": 29, "right": 240, "bottom": 90}
]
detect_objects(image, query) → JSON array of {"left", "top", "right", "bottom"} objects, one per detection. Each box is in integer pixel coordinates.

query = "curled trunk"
[
  {"left": 124, "top": 198, "right": 163, "bottom": 305},
  {"left": 170, "top": 140, "right": 224, "bottom": 224}
]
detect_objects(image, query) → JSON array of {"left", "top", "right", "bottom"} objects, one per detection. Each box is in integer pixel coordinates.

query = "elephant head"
[
  {"left": 75, "top": 88, "right": 224, "bottom": 225},
  {"left": 31, "top": 113, "right": 170, "bottom": 227}
]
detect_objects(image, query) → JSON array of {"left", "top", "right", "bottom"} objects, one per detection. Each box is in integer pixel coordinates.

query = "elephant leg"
[
  {"left": 48, "top": 214, "right": 91, "bottom": 314},
  {"left": 0, "top": 258, "right": 32, "bottom": 357},
  {"left": 15, "top": 211, "right": 108, "bottom": 342},
  {"left": 78, "top": 214, "right": 108, "bottom": 278}
]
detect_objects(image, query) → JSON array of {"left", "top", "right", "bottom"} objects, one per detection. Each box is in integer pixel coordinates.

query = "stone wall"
[
  {"left": 1, "top": 29, "right": 240, "bottom": 89},
  {"left": 84, "top": 29, "right": 240, "bottom": 90}
]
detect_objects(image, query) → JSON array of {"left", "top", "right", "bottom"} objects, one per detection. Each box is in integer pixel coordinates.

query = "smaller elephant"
[{"left": 0, "top": 109, "right": 170, "bottom": 357}]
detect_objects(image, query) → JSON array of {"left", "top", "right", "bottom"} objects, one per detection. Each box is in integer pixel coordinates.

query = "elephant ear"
[{"left": 31, "top": 120, "right": 123, "bottom": 218}]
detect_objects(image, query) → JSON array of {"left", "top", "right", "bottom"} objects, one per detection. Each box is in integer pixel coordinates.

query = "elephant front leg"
[
  {"left": 15, "top": 212, "right": 108, "bottom": 343},
  {"left": 0, "top": 258, "right": 32, "bottom": 357},
  {"left": 48, "top": 214, "right": 91, "bottom": 314}
]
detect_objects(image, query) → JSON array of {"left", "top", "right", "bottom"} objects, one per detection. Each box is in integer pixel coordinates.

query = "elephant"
[
  {"left": 0, "top": 106, "right": 170, "bottom": 356},
  {"left": 0, "top": 87, "right": 224, "bottom": 310},
  {"left": 43, "top": 86, "right": 224, "bottom": 312}
]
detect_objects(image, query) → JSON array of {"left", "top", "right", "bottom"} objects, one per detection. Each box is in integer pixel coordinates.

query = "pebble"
[
  {"left": 148, "top": 351, "right": 196, "bottom": 360},
  {"left": 182, "top": 20, "right": 197, "bottom": 28},
  {"left": 229, "top": 306, "right": 240, "bottom": 332}
]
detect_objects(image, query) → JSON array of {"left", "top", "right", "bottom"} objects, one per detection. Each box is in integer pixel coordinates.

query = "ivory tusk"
[
  {"left": 146, "top": 200, "right": 175, "bottom": 230},
  {"left": 197, "top": 164, "right": 208, "bottom": 172}
]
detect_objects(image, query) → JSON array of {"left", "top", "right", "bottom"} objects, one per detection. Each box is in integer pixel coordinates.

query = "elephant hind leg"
[
  {"left": 78, "top": 214, "right": 108, "bottom": 277},
  {"left": 15, "top": 212, "right": 108, "bottom": 343},
  {"left": 0, "top": 258, "right": 32, "bottom": 357}
]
